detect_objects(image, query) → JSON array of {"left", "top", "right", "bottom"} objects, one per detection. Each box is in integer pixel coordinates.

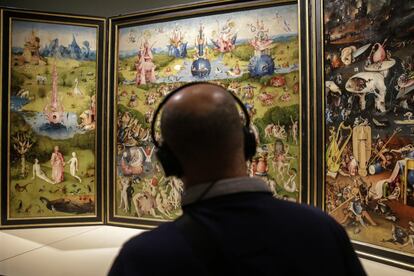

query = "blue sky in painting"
[
  {"left": 119, "top": 4, "right": 297, "bottom": 52},
  {"left": 12, "top": 20, "right": 97, "bottom": 50}
]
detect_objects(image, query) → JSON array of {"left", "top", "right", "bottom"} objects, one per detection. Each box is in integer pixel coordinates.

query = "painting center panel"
[{"left": 114, "top": 4, "right": 302, "bottom": 221}]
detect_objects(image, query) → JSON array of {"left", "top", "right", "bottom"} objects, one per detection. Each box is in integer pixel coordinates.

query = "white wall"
[{"left": 0, "top": 0, "right": 205, "bottom": 17}]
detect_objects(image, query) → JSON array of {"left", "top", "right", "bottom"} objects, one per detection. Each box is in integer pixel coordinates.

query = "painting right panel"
[{"left": 320, "top": 0, "right": 414, "bottom": 270}]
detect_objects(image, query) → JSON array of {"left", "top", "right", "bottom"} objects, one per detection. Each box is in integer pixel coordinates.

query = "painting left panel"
[{"left": 0, "top": 9, "right": 106, "bottom": 228}]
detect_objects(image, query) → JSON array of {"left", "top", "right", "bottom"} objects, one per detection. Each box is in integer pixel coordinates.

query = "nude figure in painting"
[
  {"left": 32, "top": 158, "right": 54, "bottom": 184},
  {"left": 68, "top": 152, "right": 82, "bottom": 183}
]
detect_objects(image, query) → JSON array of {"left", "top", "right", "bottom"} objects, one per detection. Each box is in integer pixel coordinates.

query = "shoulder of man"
[
  {"left": 108, "top": 221, "right": 199, "bottom": 276},
  {"left": 267, "top": 199, "right": 351, "bottom": 244},
  {"left": 274, "top": 200, "right": 366, "bottom": 275},
  {"left": 264, "top": 197, "right": 338, "bottom": 225},
  {"left": 121, "top": 222, "right": 186, "bottom": 258}
]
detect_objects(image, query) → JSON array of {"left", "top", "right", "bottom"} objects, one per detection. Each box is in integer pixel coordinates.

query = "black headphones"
[{"left": 150, "top": 82, "right": 257, "bottom": 178}]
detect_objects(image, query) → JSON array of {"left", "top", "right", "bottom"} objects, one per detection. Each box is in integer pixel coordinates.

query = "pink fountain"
[{"left": 44, "top": 65, "right": 64, "bottom": 125}]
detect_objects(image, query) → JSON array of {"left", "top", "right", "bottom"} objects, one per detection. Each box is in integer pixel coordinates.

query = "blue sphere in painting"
[
  {"left": 248, "top": 54, "right": 275, "bottom": 77},
  {"left": 191, "top": 58, "right": 211, "bottom": 78}
]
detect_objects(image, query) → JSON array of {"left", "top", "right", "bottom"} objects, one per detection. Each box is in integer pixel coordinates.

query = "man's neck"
[{"left": 182, "top": 170, "right": 248, "bottom": 190}]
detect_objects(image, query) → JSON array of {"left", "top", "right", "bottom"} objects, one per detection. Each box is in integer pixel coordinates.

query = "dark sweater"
[{"left": 109, "top": 191, "right": 366, "bottom": 276}]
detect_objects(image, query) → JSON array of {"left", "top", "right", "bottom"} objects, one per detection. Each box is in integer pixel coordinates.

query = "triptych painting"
[{"left": 0, "top": 0, "right": 412, "bottom": 271}]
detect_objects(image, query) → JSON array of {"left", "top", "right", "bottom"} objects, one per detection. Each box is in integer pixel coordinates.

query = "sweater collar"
[{"left": 181, "top": 176, "right": 271, "bottom": 206}]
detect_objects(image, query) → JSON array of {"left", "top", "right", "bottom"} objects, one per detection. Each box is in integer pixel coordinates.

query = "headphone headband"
[{"left": 150, "top": 81, "right": 251, "bottom": 147}]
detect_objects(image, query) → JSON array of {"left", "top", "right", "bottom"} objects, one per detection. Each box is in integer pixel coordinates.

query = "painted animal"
[
  {"left": 283, "top": 169, "right": 297, "bottom": 193},
  {"left": 145, "top": 94, "right": 157, "bottom": 105},
  {"left": 24, "top": 204, "right": 33, "bottom": 213},
  {"left": 84, "top": 169, "right": 95, "bottom": 178},
  {"left": 36, "top": 75, "right": 47, "bottom": 85},
  {"left": 16, "top": 89, "right": 30, "bottom": 98},
  {"left": 325, "top": 81, "right": 342, "bottom": 95},
  {"left": 15, "top": 183, "right": 30, "bottom": 192},
  {"left": 16, "top": 200, "right": 23, "bottom": 212}
]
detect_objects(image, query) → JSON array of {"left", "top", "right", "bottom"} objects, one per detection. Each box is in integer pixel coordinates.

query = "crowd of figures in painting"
[{"left": 115, "top": 4, "right": 301, "bottom": 220}]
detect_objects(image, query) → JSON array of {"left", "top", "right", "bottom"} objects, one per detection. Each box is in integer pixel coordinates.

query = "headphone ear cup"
[
  {"left": 155, "top": 144, "right": 184, "bottom": 177},
  {"left": 243, "top": 127, "right": 257, "bottom": 160}
]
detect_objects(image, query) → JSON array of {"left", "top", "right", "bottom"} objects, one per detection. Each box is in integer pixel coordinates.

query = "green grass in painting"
[
  {"left": 9, "top": 149, "right": 96, "bottom": 218},
  {"left": 13, "top": 58, "right": 95, "bottom": 114},
  {"left": 9, "top": 56, "right": 97, "bottom": 219},
  {"left": 114, "top": 38, "right": 302, "bottom": 219}
]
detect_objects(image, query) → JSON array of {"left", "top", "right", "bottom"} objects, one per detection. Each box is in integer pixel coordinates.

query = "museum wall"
[{"left": 0, "top": 0, "right": 204, "bottom": 17}]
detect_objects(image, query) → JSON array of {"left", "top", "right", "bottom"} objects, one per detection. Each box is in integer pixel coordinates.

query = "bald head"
[{"left": 160, "top": 83, "right": 247, "bottom": 185}]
